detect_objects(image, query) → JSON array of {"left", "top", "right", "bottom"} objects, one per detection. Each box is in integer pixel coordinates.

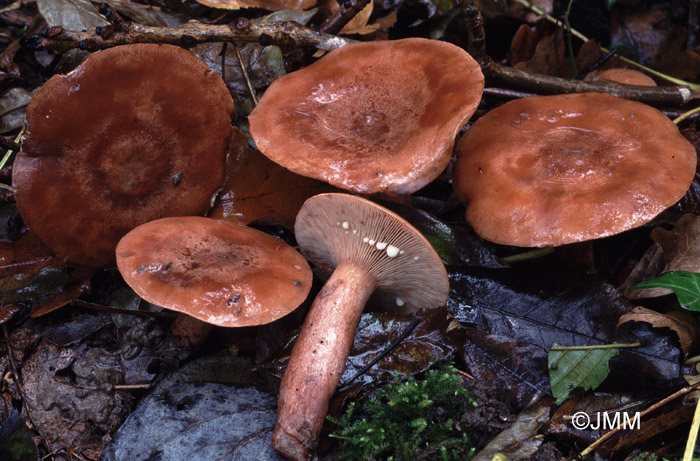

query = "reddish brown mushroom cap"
[
  {"left": 249, "top": 38, "right": 484, "bottom": 195},
  {"left": 13, "top": 44, "right": 234, "bottom": 268},
  {"left": 295, "top": 193, "right": 449, "bottom": 309},
  {"left": 453, "top": 93, "right": 697, "bottom": 247},
  {"left": 116, "top": 217, "right": 312, "bottom": 327},
  {"left": 588, "top": 68, "right": 657, "bottom": 86}
]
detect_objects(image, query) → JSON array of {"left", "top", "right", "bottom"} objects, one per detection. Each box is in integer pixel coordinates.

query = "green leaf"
[
  {"left": 634, "top": 271, "right": 700, "bottom": 311},
  {"left": 548, "top": 344, "right": 620, "bottom": 404}
]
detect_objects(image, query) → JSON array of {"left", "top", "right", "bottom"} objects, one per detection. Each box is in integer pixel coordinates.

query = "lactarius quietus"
[
  {"left": 453, "top": 93, "right": 697, "bottom": 247},
  {"left": 249, "top": 38, "right": 484, "bottom": 195},
  {"left": 13, "top": 44, "right": 234, "bottom": 268},
  {"left": 116, "top": 217, "right": 312, "bottom": 327},
  {"left": 272, "top": 193, "right": 449, "bottom": 460}
]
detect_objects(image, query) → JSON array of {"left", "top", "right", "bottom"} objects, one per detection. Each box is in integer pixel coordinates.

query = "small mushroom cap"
[
  {"left": 249, "top": 38, "right": 484, "bottom": 195},
  {"left": 116, "top": 217, "right": 312, "bottom": 327},
  {"left": 587, "top": 68, "right": 657, "bottom": 86},
  {"left": 453, "top": 93, "right": 697, "bottom": 247},
  {"left": 295, "top": 193, "right": 448, "bottom": 311},
  {"left": 13, "top": 44, "right": 234, "bottom": 268}
]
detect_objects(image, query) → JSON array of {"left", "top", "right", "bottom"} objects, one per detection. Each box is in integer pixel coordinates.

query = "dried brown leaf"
[
  {"left": 210, "top": 128, "right": 336, "bottom": 227},
  {"left": 623, "top": 214, "right": 700, "bottom": 299},
  {"left": 618, "top": 306, "right": 698, "bottom": 354}
]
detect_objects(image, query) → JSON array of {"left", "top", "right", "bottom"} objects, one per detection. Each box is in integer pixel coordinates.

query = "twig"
[
  {"left": 3, "top": 325, "right": 51, "bottom": 451},
  {"left": 234, "top": 44, "right": 257, "bottom": 105},
  {"left": 457, "top": 0, "right": 488, "bottom": 69},
  {"left": 487, "top": 62, "right": 697, "bottom": 105},
  {"left": 0, "top": 134, "right": 20, "bottom": 153},
  {"left": 340, "top": 315, "right": 422, "bottom": 387},
  {"left": 550, "top": 342, "right": 641, "bottom": 351},
  {"left": 28, "top": 19, "right": 353, "bottom": 55},
  {"left": 674, "top": 106, "right": 700, "bottom": 125},
  {"left": 71, "top": 299, "right": 177, "bottom": 319},
  {"left": 580, "top": 380, "right": 700, "bottom": 456},
  {"left": 684, "top": 397, "right": 700, "bottom": 461}
]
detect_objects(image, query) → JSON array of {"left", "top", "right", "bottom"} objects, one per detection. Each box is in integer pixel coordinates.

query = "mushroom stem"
[{"left": 272, "top": 262, "right": 376, "bottom": 461}]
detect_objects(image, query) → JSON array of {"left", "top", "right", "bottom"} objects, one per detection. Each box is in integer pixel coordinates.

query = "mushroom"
[
  {"left": 248, "top": 38, "right": 484, "bottom": 195},
  {"left": 453, "top": 92, "right": 697, "bottom": 247},
  {"left": 272, "top": 193, "right": 449, "bottom": 460},
  {"left": 585, "top": 68, "right": 657, "bottom": 86},
  {"left": 12, "top": 43, "right": 234, "bottom": 268},
  {"left": 116, "top": 216, "right": 312, "bottom": 328}
]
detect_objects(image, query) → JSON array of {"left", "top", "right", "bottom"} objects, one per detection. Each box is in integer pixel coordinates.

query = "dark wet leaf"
[
  {"left": 472, "top": 402, "right": 551, "bottom": 461},
  {"left": 339, "top": 307, "right": 464, "bottom": 386},
  {"left": 101, "top": 382, "right": 283, "bottom": 461},
  {"left": 378, "top": 203, "right": 505, "bottom": 268},
  {"left": 39, "top": 316, "right": 108, "bottom": 347},
  {"left": 262, "top": 307, "right": 463, "bottom": 387},
  {"left": 21, "top": 324, "right": 130, "bottom": 459},
  {"left": 548, "top": 344, "right": 621, "bottom": 404},
  {"left": 447, "top": 266, "right": 629, "bottom": 344},
  {"left": 194, "top": 43, "right": 287, "bottom": 115},
  {"left": 0, "top": 87, "right": 35, "bottom": 133},
  {"left": 459, "top": 327, "right": 550, "bottom": 412},
  {"left": 0, "top": 409, "right": 38, "bottom": 461},
  {"left": 210, "top": 127, "right": 336, "bottom": 227},
  {"left": 35, "top": 0, "right": 108, "bottom": 31},
  {"left": 103, "top": 0, "right": 188, "bottom": 26},
  {"left": 256, "top": 8, "right": 319, "bottom": 25},
  {"left": 449, "top": 266, "right": 682, "bottom": 386},
  {"left": 155, "top": 352, "right": 258, "bottom": 392},
  {"left": 634, "top": 271, "right": 700, "bottom": 311}
]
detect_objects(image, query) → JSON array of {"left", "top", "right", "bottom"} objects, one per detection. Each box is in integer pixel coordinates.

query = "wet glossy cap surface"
[
  {"left": 249, "top": 38, "right": 484, "bottom": 195},
  {"left": 116, "top": 217, "right": 312, "bottom": 327},
  {"left": 453, "top": 93, "right": 696, "bottom": 247},
  {"left": 13, "top": 44, "right": 234, "bottom": 268},
  {"left": 295, "top": 193, "right": 448, "bottom": 311}
]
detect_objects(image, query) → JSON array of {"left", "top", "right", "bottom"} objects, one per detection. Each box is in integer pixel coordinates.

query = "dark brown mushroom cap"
[
  {"left": 249, "top": 38, "right": 484, "bottom": 195},
  {"left": 453, "top": 93, "right": 697, "bottom": 247},
  {"left": 13, "top": 44, "right": 234, "bottom": 268},
  {"left": 295, "top": 193, "right": 448, "bottom": 311},
  {"left": 116, "top": 217, "right": 312, "bottom": 327}
]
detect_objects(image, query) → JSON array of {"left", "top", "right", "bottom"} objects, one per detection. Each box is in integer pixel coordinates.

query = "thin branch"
[
  {"left": 458, "top": 0, "right": 488, "bottom": 69},
  {"left": 581, "top": 380, "right": 700, "bottom": 456},
  {"left": 28, "top": 19, "right": 353, "bottom": 55},
  {"left": 487, "top": 62, "right": 697, "bottom": 105}
]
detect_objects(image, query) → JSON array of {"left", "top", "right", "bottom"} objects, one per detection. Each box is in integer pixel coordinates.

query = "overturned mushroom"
[
  {"left": 249, "top": 38, "right": 484, "bottom": 195},
  {"left": 453, "top": 93, "right": 696, "bottom": 247},
  {"left": 116, "top": 216, "right": 312, "bottom": 327},
  {"left": 13, "top": 44, "right": 234, "bottom": 268},
  {"left": 272, "top": 193, "right": 448, "bottom": 460}
]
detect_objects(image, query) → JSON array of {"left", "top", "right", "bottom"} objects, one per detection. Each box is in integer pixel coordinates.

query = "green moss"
[{"left": 330, "top": 363, "right": 477, "bottom": 460}]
